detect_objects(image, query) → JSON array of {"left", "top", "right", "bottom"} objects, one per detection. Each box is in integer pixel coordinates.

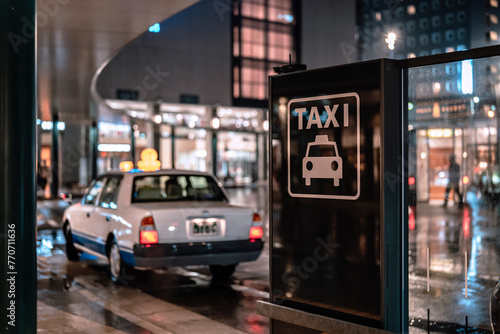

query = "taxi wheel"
[
  {"left": 108, "top": 241, "right": 124, "bottom": 283},
  {"left": 64, "top": 223, "right": 80, "bottom": 262},
  {"left": 209, "top": 264, "right": 237, "bottom": 280}
]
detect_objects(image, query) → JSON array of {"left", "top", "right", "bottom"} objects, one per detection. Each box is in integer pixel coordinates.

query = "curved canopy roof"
[{"left": 37, "top": 0, "right": 199, "bottom": 123}]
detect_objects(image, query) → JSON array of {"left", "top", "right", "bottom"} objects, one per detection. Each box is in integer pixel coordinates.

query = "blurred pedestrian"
[
  {"left": 442, "top": 154, "right": 463, "bottom": 207},
  {"left": 38, "top": 160, "right": 49, "bottom": 190}
]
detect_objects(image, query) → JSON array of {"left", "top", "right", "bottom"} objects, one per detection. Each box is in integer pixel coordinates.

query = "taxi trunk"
[{"left": 132, "top": 202, "right": 255, "bottom": 244}]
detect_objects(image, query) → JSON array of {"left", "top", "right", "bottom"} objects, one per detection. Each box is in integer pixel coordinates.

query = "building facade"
[
  {"left": 357, "top": 0, "right": 500, "bottom": 202},
  {"left": 39, "top": 0, "right": 357, "bottom": 191}
]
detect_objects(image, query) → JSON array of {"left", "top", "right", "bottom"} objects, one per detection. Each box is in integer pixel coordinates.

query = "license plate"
[{"left": 192, "top": 220, "right": 218, "bottom": 235}]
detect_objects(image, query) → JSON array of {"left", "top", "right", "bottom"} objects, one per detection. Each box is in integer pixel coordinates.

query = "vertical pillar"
[
  {"left": 0, "top": 0, "right": 37, "bottom": 332},
  {"left": 171, "top": 127, "right": 176, "bottom": 169},
  {"left": 153, "top": 102, "right": 161, "bottom": 153},
  {"left": 497, "top": 108, "right": 500, "bottom": 170},
  {"left": 36, "top": 120, "right": 41, "bottom": 170},
  {"left": 90, "top": 121, "right": 98, "bottom": 180},
  {"left": 212, "top": 131, "right": 217, "bottom": 176},
  {"left": 50, "top": 113, "right": 59, "bottom": 198},
  {"left": 211, "top": 107, "right": 218, "bottom": 176},
  {"left": 254, "top": 133, "right": 259, "bottom": 183},
  {"left": 264, "top": 132, "right": 268, "bottom": 180},
  {"left": 130, "top": 119, "right": 136, "bottom": 164},
  {"left": 145, "top": 104, "right": 154, "bottom": 149}
]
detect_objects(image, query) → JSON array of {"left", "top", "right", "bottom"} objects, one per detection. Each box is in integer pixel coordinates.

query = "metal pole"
[
  {"left": 130, "top": 119, "right": 136, "bottom": 164},
  {"left": 90, "top": 121, "right": 98, "bottom": 179},
  {"left": 50, "top": 113, "right": 59, "bottom": 198},
  {"left": 171, "top": 126, "right": 176, "bottom": 169},
  {"left": 0, "top": 0, "right": 37, "bottom": 332},
  {"left": 212, "top": 131, "right": 217, "bottom": 176}
]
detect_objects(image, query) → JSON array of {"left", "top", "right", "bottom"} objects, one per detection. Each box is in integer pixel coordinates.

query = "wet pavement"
[
  {"left": 36, "top": 186, "right": 270, "bottom": 334},
  {"left": 36, "top": 231, "right": 270, "bottom": 334},
  {"left": 36, "top": 185, "right": 500, "bottom": 333},
  {"left": 409, "top": 188, "right": 500, "bottom": 333}
]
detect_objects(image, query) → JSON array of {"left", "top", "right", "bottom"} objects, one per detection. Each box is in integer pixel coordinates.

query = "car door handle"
[
  {"left": 86, "top": 212, "right": 90, "bottom": 218},
  {"left": 106, "top": 216, "right": 110, "bottom": 222}
]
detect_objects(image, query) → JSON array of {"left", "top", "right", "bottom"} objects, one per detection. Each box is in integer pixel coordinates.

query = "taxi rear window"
[{"left": 131, "top": 174, "right": 227, "bottom": 203}]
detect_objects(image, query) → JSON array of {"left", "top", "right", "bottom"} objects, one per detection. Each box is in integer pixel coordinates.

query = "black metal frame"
[
  {"left": 266, "top": 58, "right": 405, "bottom": 333},
  {"left": 265, "top": 44, "right": 500, "bottom": 333},
  {"left": 399, "top": 44, "right": 500, "bottom": 69}
]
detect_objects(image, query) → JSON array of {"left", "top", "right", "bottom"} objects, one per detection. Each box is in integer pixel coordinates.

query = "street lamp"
[{"left": 385, "top": 32, "right": 396, "bottom": 58}]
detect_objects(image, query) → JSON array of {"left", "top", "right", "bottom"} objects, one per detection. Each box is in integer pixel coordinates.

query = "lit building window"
[
  {"left": 241, "top": 1, "right": 265, "bottom": 20},
  {"left": 241, "top": 26, "right": 265, "bottom": 59},
  {"left": 461, "top": 59, "right": 473, "bottom": 94},
  {"left": 268, "top": 29, "right": 293, "bottom": 62},
  {"left": 491, "top": 0, "right": 499, "bottom": 8},
  {"left": 232, "top": 0, "right": 295, "bottom": 102},
  {"left": 233, "top": 27, "right": 239, "bottom": 57},
  {"left": 407, "top": 5, "right": 416, "bottom": 15},
  {"left": 233, "top": 67, "right": 240, "bottom": 98},
  {"left": 241, "top": 65, "right": 266, "bottom": 100},
  {"left": 433, "top": 82, "right": 441, "bottom": 94},
  {"left": 268, "top": 0, "right": 294, "bottom": 23}
]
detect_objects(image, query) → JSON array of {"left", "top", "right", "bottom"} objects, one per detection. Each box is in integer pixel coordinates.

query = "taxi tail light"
[
  {"left": 249, "top": 226, "right": 264, "bottom": 240},
  {"left": 249, "top": 212, "right": 264, "bottom": 240},
  {"left": 140, "top": 216, "right": 158, "bottom": 244}
]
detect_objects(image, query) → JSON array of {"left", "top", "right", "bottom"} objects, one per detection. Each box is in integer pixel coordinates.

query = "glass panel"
[
  {"left": 241, "top": 64, "right": 266, "bottom": 99},
  {"left": 84, "top": 178, "right": 105, "bottom": 205},
  {"left": 241, "top": 26, "right": 265, "bottom": 59},
  {"left": 408, "top": 56, "right": 500, "bottom": 333},
  {"left": 174, "top": 128, "right": 207, "bottom": 171},
  {"left": 233, "top": 27, "right": 239, "bottom": 57},
  {"left": 98, "top": 177, "right": 121, "bottom": 209},
  {"left": 241, "top": 1, "right": 265, "bottom": 20},
  {"left": 132, "top": 174, "right": 227, "bottom": 202},
  {"left": 216, "top": 132, "right": 257, "bottom": 187},
  {"left": 268, "top": 2, "right": 294, "bottom": 23}
]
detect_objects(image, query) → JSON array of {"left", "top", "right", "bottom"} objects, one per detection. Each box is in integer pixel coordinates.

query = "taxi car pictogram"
[{"left": 302, "top": 135, "right": 343, "bottom": 187}]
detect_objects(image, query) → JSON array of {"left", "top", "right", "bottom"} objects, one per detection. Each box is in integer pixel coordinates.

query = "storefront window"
[
  {"left": 216, "top": 132, "right": 257, "bottom": 187},
  {"left": 408, "top": 57, "right": 500, "bottom": 332},
  {"left": 173, "top": 128, "right": 208, "bottom": 172},
  {"left": 97, "top": 121, "right": 133, "bottom": 174}
]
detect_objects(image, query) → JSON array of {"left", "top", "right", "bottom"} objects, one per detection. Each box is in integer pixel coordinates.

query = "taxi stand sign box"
[
  {"left": 265, "top": 59, "right": 406, "bottom": 334},
  {"left": 287, "top": 93, "right": 360, "bottom": 200}
]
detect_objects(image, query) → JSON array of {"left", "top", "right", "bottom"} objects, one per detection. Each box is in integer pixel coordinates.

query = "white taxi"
[{"left": 62, "top": 170, "right": 264, "bottom": 281}]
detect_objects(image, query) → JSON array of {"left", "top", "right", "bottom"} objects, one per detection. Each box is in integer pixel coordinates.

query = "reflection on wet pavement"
[
  {"left": 38, "top": 186, "right": 500, "bottom": 333},
  {"left": 409, "top": 190, "right": 500, "bottom": 333},
  {"left": 36, "top": 188, "right": 270, "bottom": 334},
  {"left": 37, "top": 231, "right": 253, "bottom": 333}
]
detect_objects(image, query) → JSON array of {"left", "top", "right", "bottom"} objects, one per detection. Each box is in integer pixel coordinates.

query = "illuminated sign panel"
[
  {"left": 287, "top": 93, "right": 360, "bottom": 200},
  {"left": 268, "top": 59, "right": 404, "bottom": 332}
]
